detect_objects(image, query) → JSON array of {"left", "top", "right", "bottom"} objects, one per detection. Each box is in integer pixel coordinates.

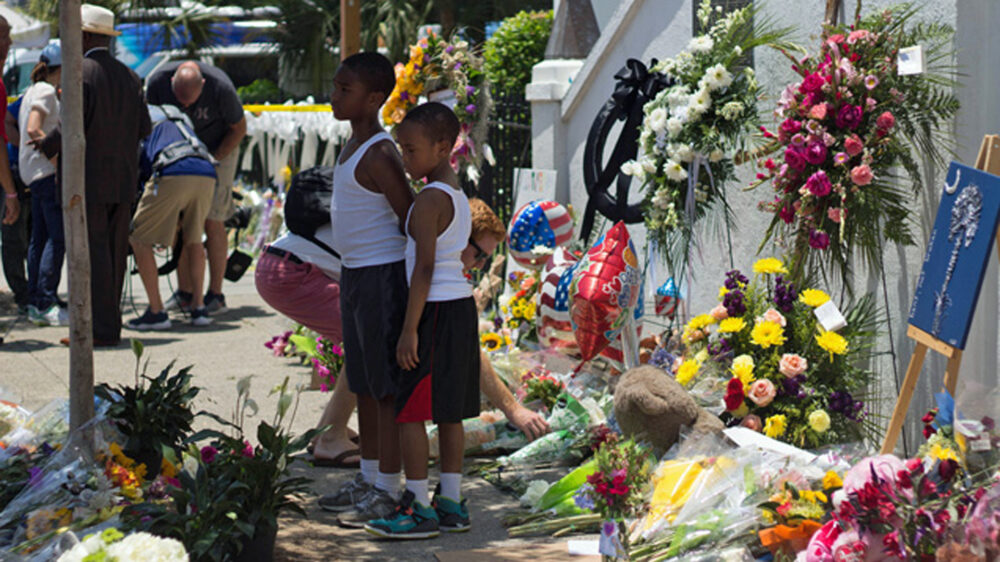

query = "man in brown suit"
[{"left": 38, "top": 4, "right": 151, "bottom": 346}]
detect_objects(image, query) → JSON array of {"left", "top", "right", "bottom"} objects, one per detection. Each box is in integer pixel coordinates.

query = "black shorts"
[
  {"left": 340, "top": 261, "right": 407, "bottom": 399},
  {"left": 395, "top": 297, "right": 480, "bottom": 424}
]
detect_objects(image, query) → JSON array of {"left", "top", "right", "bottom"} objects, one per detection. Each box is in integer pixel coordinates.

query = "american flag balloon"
[
  {"left": 655, "top": 277, "right": 680, "bottom": 318},
  {"left": 508, "top": 200, "right": 573, "bottom": 269},
  {"left": 537, "top": 248, "right": 579, "bottom": 351},
  {"left": 569, "top": 222, "right": 641, "bottom": 361}
]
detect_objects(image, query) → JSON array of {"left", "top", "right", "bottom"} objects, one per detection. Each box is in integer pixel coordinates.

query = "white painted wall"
[{"left": 530, "top": 0, "right": 1000, "bottom": 451}]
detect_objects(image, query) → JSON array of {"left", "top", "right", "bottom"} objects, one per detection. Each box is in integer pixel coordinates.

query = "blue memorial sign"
[{"left": 909, "top": 161, "right": 1000, "bottom": 349}]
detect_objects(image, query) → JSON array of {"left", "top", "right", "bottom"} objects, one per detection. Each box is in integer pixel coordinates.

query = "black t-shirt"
[{"left": 146, "top": 61, "right": 244, "bottom": 152}]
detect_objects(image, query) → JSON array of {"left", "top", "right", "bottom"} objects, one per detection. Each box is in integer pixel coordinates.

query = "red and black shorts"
[{"left": 395, "top": 297, "right": 480, "bottom": 424}]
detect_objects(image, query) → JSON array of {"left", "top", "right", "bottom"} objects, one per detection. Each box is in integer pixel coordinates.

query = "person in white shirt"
[{"left": 19, "top": 42, "right": 66, "bottom": 327}]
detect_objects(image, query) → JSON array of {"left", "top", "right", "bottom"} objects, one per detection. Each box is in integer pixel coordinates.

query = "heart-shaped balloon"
[
  {"left": 508, "top": 200, "right": 573, "bottom": 269},
  {"left": 569, "top": 222, "right": 642, "bottom": 361}
]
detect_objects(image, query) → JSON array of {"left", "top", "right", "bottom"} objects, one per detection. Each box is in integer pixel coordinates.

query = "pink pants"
[{"left": 254, "top": 251, "right": 342, "bottom": 343}]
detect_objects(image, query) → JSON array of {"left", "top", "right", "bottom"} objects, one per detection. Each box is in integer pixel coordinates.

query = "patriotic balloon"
[
  {"left": 569, "top": 222, "right": 642, "bottom": 361},
  {"left": 655, "top": 277, "right": 680, "bottom": 318},
  {"left": 507, "top": 200, "right": 573, "bottom": 269},
  {"left": 602, "top": 291, "right": 644, "bottom": 373},
  {"left": 537, "top": 248, "right": 580, "bottom": 351}
]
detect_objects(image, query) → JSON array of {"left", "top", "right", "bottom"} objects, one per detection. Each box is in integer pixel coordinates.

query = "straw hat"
[{"left": 81, "top": 4, "right": 121, "bottom": 36}]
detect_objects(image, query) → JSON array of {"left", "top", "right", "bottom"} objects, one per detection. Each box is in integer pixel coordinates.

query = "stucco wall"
[{"left": 530, "top": 0, "right": 1000, "bottom": 451}]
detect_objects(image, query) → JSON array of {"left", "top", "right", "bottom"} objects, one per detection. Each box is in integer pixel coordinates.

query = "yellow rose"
[{"left": 808, "top": 409, "right": 831, "bottom": 433}]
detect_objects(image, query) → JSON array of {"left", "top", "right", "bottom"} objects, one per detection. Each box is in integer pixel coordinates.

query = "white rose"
[
  {"left": 663, "top": 160, "right": 688, "bottom": 182},
  {"left": 640, "top": 158, "right": 657, "bottom": 173},
  {"left": 647, "top": 107, "right": 668, "bottom": 133},
  {"left": 669, "top": 143, "right": 694, "bottom": 163},
  {"left": 666, "top": 117, "right": 684, "bottom": 137},
  {"left": 620, "top": 160, "right": 638, "bottom": 176}
]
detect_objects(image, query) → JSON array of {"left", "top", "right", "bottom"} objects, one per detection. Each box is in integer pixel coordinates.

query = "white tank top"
[
  {"left": 405, "top": 182, "right": 473, "bottom": 302},
  {"left": 330, "top": 131, "right": 407, "bottom": 268}
]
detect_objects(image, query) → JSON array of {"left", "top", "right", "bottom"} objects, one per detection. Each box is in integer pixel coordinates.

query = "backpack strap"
[
  {"left": 304, "top": 233, "right": 341, "bottom": 260},
  {"left": 150, "top": 105, "right": 218, "bottom": 178}
]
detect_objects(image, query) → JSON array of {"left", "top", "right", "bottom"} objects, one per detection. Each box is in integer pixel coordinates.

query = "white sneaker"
[{"left": 41, "top": 304, "right": 68, "bottom": 327}]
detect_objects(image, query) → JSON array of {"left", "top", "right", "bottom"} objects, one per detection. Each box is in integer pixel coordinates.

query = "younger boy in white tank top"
[{"left": 364, "top": 103, "right": 480, "bottom": 540}]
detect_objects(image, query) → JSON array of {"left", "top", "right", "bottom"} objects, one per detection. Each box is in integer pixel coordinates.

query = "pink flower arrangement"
[
  {"left": 748, "top": 379, "right": 777, "bottom": 406},
  {"left": 779, "top": 353, "right": 808, "bottom": 377},
  {"left": 754, "top": 6, "right": 958, "bottom": 283}
]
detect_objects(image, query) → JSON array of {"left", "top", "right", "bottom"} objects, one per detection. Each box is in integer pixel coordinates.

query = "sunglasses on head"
[{"left": 468, "top": 237, "right": 492, "bottom": 271}]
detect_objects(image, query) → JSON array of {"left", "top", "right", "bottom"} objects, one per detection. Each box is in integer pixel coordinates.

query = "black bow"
[{"left": 611, "top": 58, "right": 670, "bottom": 117}]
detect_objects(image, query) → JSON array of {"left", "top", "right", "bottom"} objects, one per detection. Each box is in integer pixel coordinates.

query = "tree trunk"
[
  {"left": 438, "top": 0, "right": 455, "bottom": 37},
  {"left": 340, "top": 0, "right": 361, "bottom": 59},
  {"left": 60, "top": 0, "right": 94, "bottom": 431},
  {"left": 824, "top": 0, "right": 843, "bottom": 27}
]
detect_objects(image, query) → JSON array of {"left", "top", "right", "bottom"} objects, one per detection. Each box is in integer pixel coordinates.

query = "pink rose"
[
  {"left": 784, "top": 146, "right": 807, "bottom": 172},
  {"left": 876, "top": 111, "right": 895, "bottom": 130},
  {"left": 808, "top": 103, "right": 829, "bottom": 120},
  {"left": 804, "top": 141, "right": 828, "bottom": 165},
  {"left": 740, "top": 414, "right": 762, "bottom": 432},
  {"left": 779, "top": 353, "right": 808, "bottom": 377},
  {"left": 843, "top": 134, "right": 864, "bottom": 156},
  {"left": 847, "top": 29, "right": 871, "bottom": 44},
  {"left": 762, "top": 308, "right": 787, "bottom": 327},
  {"left": 827, "top": 207, "right": 844, "bottom": 223},
  {"left": 748, "top": 379, "right": 777, "bottom": 407},
  {"left": 806, "top": 170, "right": 832, "bottom": 197},
  {"left": 850, "top": 164, "right": 873, "bottom": 186},
  {"left": 710, "top": 304, "right": 729, "bottom": 321},
  {"left": 826, "top": 34, "right": 845, "bottom": 45},
  {"left": 835, "top": 104, "right": 863, "bottom": 130}
]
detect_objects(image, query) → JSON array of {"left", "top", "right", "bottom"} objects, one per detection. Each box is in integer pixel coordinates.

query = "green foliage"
[
  {"left": 483, "top": 10, "right": 553, "bottom": 96},
  {"left": 95, "top": 359, "right": 200, "bottom": 471},
  {"left": 153, "top": 6, "right": 224, "bottom": 57},
  {"left": 361, "top": 0, "right": 435, "bottom": 64},
  {"left": 237, "top": 78, "right": 283, "bottom": 104}
]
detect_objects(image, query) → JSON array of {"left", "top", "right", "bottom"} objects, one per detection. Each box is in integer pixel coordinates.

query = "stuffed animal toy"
[{"left": 613, "top": 365, "right": 724, "bottom": 452}]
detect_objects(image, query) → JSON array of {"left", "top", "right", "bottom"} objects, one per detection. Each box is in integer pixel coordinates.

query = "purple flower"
[
  {"left": 784, "top": 146, "right": 807, "bottom": 172},
  {"left": 834, "top": 152, "right": 849, "bottom": 165},
  {"left": 574, "top": 484, "right": 596, "bottom": 510},
  {"left": 465, "top": 85, "right": 475, "bottom": 96},
  {"left": 835, "top": 104, "right": 863, "bottom": 129},
  {"left": 649, "top": 348, "right": 675, "bottom": 370},
  {"left": 399, "top": 91, "right": 409, "bottom": 102},
  {"left": 806, "top": 170, "right": 832, "bottom": 197},
  {"left": 773, "top": 275, "right": 797, "bottom": 313},
  {"left": 708, "top": 338, "right": 732, "bottom": 358},
  {"left": 809, "top": 229, "right": 831, "bottom": 249},
  {"left": 465, "top": 104, "right": 476, "bottom": 114},
  {"left": 804, "top": 141, "right": 828, "bottom": 165},
  {"left": 200, "top": 446, "right": 219, "bottom": 463},
  {"left": 454, "top": 62, "right": 463, "bottom": 70},
  {"left": 724, "top": 269, "right": 748, "bottom": 289},
  {"left": 723, "top": 289, "right": 746, "bottom": 317},
  {"left": 445, "top": 45, "right": 455, "bottom": 54}
]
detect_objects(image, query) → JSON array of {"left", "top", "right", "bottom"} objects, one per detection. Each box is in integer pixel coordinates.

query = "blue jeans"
[{"left": 26, "top": 175, "right": 64, "bottom": 310}]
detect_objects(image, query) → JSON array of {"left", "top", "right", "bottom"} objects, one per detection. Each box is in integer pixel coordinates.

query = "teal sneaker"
[
  {"left": 432, "top": 485, "right": 470, "bottom": 532},
  {"left": 364, "top": 490, "right": 439, "bottom": 540}
]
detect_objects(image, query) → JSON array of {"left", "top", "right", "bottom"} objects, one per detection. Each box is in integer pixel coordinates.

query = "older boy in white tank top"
[
  {"left": 318, "top": 53, "right": 415, "bottom": 527},
  {"left": 365, "top": 103, "right": 480, "bottom": 540}
]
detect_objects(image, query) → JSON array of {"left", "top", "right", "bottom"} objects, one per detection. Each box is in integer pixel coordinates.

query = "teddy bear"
[{"left": 613, "top": 364, "right": 724, "bottom": 453}]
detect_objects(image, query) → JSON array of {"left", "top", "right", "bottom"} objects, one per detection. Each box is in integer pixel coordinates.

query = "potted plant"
[{"left": 123, "top": 376, "right": 318, "bottom": 562}]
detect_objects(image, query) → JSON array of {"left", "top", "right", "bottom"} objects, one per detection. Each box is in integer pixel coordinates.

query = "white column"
[{"left": 526, "top": 59, "right": 583, "bottom": 202}]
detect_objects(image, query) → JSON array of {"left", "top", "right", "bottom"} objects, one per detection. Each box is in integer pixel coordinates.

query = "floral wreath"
[{"left": 382, "top": 34, "right": 493, "bottom": 184}]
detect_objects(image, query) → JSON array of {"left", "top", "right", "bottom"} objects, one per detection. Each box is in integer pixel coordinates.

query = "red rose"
[
  {"left": 835, "top": 104, "right": 863, "bottom": 129},
  {"left": 724, "top": 378, "right": 745, "bottom": 411},
  {"left": 809, "top": 229, "right": 830, "bottom": 249},
  {"left": 784, "top": 146, "right": 807, "bottom": 172},
  {"left": 779, "top": 205, "right": 795, "bottom": 224}
]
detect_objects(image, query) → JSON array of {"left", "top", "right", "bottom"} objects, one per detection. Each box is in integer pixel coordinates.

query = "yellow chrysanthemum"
[
  {"left": 753, "top": 257, "right": 788, "bottom": 275},
  {"left": 929, "top": 442, "right": 959, "bottom": 463},
  {"left": 522, "top": 301, "right": 537, "bottom": 321},
  {"left": 751, "top": 321, "right": 786, "bottom": 349},
  {"left": 815, "top": 330, "right": 848, "bottom": 361},
  {"left": 822, "top": 470, "right": 843, "bottom": 490},
  {"left": 731, "top": 355, "right": 755, "bottom": 389},
  {"left": 718, "top": 286, "right": 729, "bottom": 299},
  {"left": 480, "top": 332, "right": 503, "bottom": 352},
  {"left": 718, "top": 317, "right": 746, "bottom": 333},
  {"left": 676, "top": 359, "right": 700, "bottom": 387},
  {"left": 800, "top": 289, "right": 831, "bottom": 308},
  {"left": 763, "top": 414, "right": 788, "bottom": 438},
  {"left": 808, "top": 409, "right": 831, "bottom": 433},
  {"left": 688, "top": 314, "right": 717, "bottom": 331}
]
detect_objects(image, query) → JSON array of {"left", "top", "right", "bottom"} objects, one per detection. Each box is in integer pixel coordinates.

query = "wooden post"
[
  {"left": 60, "top": 0, "right": 94, "bottom": 431},
  {"left": 340, "top": 0, "right": 360, "bottom": 59}
]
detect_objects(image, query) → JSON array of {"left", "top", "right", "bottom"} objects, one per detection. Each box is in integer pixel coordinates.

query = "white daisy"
[{"left": 688, "top": 35, "right": 714, "bottom": 54}]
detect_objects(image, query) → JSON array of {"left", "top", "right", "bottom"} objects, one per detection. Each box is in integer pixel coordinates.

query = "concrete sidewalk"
[{"left": 0, "top": 269, "right": 588, "bottom": 561}]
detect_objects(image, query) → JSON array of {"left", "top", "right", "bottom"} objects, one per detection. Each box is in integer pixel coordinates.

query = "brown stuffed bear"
[{"left": 613, "top": 364, "right": 724, "bottom": 452}]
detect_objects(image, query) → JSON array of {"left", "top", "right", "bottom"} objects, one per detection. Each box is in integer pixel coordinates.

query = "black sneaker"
[
  {"left": 204, "top": 291, "right": 227, "bottom": 314},
  {"left": 190, "top": 307, "right": 212, "bottom": 326},
  {"left": 164, "top": 290, "right": 193, "bottom": 313},
  {"left": 126, "top": 308, "right": 171, "bottom": 331}
]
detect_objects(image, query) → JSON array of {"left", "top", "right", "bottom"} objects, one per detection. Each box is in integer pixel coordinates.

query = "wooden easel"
[{"left": 881, "top": 135, "right": 1000, "bottom": 455}]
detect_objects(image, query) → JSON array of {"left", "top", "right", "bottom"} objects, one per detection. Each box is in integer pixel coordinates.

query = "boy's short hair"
[
  {"left": 340, "top": 52, "right": 396, "bottom": 102},
  {"left": 402, "top": 102, "right": 460, "bottom": 146},
  {"left": 470, "top": 198, "right": 506, "bottom": 242}
]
